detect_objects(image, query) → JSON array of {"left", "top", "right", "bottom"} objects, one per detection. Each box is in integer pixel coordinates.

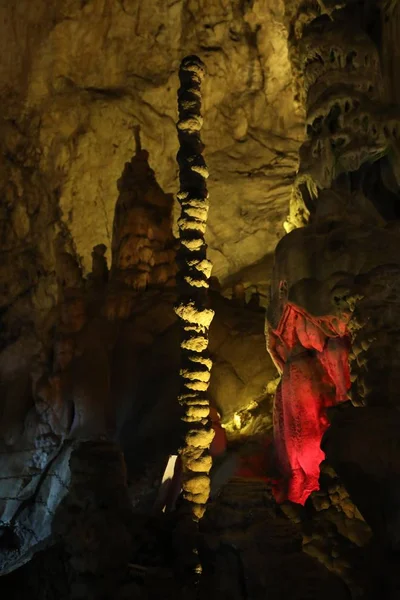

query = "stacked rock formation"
[{"left": 175, "top": 56, "right": 215, "bottom": 527}]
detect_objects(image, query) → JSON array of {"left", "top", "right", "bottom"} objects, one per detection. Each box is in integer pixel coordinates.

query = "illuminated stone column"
[{"left": 175, "top": 55, "right": 215, "bottom": 528}]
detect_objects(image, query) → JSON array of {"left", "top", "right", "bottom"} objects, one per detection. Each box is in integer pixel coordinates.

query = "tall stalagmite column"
[{"left": 175, "top": 55, "right": 215, "bottom": 528}]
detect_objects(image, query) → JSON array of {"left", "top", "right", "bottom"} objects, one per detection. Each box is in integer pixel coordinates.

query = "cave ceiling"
[{"left": 0, "top": 0, "right": 304, "bottom": 306}]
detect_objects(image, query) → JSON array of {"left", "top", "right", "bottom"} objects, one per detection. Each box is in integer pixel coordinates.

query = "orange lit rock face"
[{"left": 111, "top": 149, "right": 177, "bottom": 291}]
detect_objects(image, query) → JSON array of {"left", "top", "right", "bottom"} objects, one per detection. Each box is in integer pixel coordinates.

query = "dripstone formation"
[
  {"left": 173, "top": 55, "right": 215, "bottom": 578},
  {"left": 266, "top": 1, "right": 400, "bottom": 595},
  {"left": 2, "top": 2, "right": 400, "bottom": 599}
]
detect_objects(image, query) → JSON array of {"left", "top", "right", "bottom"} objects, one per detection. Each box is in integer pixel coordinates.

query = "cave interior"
[{"left": 1, "top": 0, "right": 400, "bottom": 598}]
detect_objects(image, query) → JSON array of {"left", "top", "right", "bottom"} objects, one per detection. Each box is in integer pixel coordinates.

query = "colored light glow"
[{"left": 269, "top": 303, "right": 350, "bottom": 505}]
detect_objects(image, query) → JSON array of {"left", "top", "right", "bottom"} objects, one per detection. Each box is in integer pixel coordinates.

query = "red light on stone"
[{"left": 269, "top": 304, "right": 350, "bottom": 505}]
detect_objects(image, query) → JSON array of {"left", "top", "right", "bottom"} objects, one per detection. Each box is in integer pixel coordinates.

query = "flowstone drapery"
[
  {"left": 285, "top": 1, "right": 399, "bottom": 232},
  {"left": 268, "top": 0, "right": 400, "bottom": 510}
]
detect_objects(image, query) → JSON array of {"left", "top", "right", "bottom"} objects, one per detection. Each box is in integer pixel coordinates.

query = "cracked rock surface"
[{"left": 0, "top": 0, "right": 302, "bottom": 295}]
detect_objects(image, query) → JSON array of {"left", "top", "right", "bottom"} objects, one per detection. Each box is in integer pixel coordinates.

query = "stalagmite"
[{"left": 174, "top": 55, "right": 214, "bottom": 572}]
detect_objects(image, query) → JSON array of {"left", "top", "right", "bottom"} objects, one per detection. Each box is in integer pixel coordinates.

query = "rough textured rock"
[
  {"left": 0, "top": 10, "right": 302, "bottom": 529},
  {"left": 199, "top": 477, "right": 351, "bottom": 600},
  {"left": 281, "top": 460, "right": 372, "bottom": 598},
  {"left": 0, "top": 141, "right": 277, "bottom": 577},
  {"left": 209, "top": 291, "right": 276, "bottom": 428},
  {"left": 0, "top": 0, "right": 302, "bottom": 295},
  {"left": 111, "top": 138, "right": 177, "bottom": 291},
  {"left": 174, "top": 55, "right": 215, "bottom": 528},
  {"left": 0, "top": 441, "right": 73, "bottom": 576},
  {"left": 1, "top": 479, "right": 353, "bottom": 600},
  {"left": 267, "top": 0, "right": 400, "bottom": 506},
  {"left": 53, "top": 440, "right": 135, "bottom": 599},
  {"left": 265, "top": 4, "right": 400, "bottom": 598},
  {"left": 323, "top": 406, "right": 400, "bottom": 550},
  {"left": 4, "top": 2, "right": 400, "bottom": 598}
]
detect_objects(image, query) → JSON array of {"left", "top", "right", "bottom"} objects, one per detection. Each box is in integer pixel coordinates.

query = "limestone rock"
[{"left": 0, "top": 0, "right": 302, "bottom": 291}]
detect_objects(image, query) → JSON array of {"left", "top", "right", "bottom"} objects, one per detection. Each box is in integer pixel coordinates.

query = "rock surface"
[
  {"left": 0, "top": 142, "right": 276, "bottom": 573},
  {"left": 0, "top": 2, "right": 298, "bottom": 577},
  {"left": 4, "top": 2, "right": 400, "bottom": 598},
  {"left": 0, "top": 0, "right": 302, "bottom": 290}
]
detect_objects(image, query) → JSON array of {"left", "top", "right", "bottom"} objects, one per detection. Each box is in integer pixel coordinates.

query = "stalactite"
[
  {"left": 174, "top": 55, "right": 214, "bottom": 573},
  {"left": 284, "top": 1, "right": 400, "bottom": 231},
  {"left": 283, "top": 2, "right": 400, "bottom": 414}
]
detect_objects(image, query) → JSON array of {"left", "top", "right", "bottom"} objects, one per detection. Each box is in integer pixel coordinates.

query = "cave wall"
[
  {"left": 3, "top": 0, "right": 400, "bottom": 598},
  {"left": 0, "top": 133, "right": 277, "bottom": 576},
  {"left": 0, "top": 0, "right": 303, "bottom": 286},
  {"left": 0, "top": 2, "right": 300, "bottom": 571}
]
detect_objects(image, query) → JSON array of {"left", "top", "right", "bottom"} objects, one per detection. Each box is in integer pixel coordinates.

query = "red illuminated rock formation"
[
  {"left": 262, "top": 22, "right": 400, "bottom": 596},
  {"left": 268, "top": 304, "right": 350, "bottom": 505}
]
